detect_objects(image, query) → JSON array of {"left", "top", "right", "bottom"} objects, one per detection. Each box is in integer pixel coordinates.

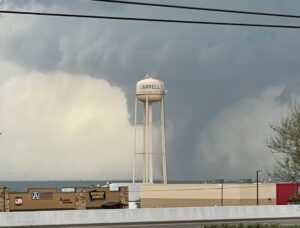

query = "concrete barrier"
[{"left": 0, "top": 205, "right": 300, "bottom": 227}]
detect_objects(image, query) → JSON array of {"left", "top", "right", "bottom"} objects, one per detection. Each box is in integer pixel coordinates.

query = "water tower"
[{"left": 133, "top": 74, "right": 168, "bottom": 184}]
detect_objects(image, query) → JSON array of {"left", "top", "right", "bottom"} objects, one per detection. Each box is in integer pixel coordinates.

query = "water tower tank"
[{"left": 136, "top": 74, "right": 165, "bottom": 102}]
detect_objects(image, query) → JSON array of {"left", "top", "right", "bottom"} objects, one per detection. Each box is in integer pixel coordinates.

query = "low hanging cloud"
[
  {"left": 0, "top": 70, "right": 134, "bottom": 180},
  {"left": 196, "top": 87, "right": 292, "bottom": 180}
]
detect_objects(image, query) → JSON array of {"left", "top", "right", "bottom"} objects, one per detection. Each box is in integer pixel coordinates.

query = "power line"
[
  {"left": 92, "top": 0, "right": 300, "bottom": 19},
  {"left": 1, "top": 10, "right": 300, "bottom": 29}
]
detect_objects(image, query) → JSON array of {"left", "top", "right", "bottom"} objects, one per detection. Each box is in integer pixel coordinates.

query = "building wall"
[
  {"left": 140, "top": 184, "right": 276, "bottom": 208},
  {"left": 10, "top": 188, "right": 76, "bottom": 211},
  {"left": 276, "top": 182, "right": 300, "bottom": 205},
  {"left": 6, "top": 187, "right": 128, "bottom": 211}
]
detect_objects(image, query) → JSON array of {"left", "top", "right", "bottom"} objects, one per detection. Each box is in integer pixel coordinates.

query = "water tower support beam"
[
  {"left": 143, "top": 102, "right": 146, "bottom": 183},
  {"left": 145, "top": 96, "right": 149, "bottom": 183},
  {"left": 149, "top": 101, "right": 153, "bottom": 184},
  {"left": 161, "top": 96, "right": 168, "bottom": 184},
  {"left": 133, "top": 97, "right": 137, "bottom": 183}
]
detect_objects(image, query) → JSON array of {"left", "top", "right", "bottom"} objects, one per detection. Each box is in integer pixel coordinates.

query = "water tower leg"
[
  {"left": 143, "top": 102, "right": 146, "bottom": 183},
  {"left": 149, "top": 102, "right": 153, "bottom": 184},
  {"left": 161, "top": 96, "right": 168, "bottom": 184},
  {"left": 145, "top": 96, "right": 149, "bottom": 183},
  {"left": 133, "top": 97, "right": 137, "bottom": 183}
]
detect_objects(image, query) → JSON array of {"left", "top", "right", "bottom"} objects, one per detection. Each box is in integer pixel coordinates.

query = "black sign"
[{"left": 89, "top": 190, "right": 105, "bottom": 201}]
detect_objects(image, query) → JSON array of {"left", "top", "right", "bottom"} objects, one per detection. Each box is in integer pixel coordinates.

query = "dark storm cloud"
[{"left": 1, "top": 0, "right": 300, "bottom": 180}]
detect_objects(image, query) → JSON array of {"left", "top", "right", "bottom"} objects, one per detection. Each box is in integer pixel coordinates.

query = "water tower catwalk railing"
[{"left": 133, "top": 74, "right": 168, "bottom": 184}]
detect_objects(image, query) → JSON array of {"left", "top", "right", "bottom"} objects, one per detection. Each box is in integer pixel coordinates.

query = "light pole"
[
  {"left": 221, "top": 183, "right": 223, "bottom": 206},
  {"left": 219, "top": 179, "right": 224, "bottom": 206},
  {"left": 256, "top": 170, "right": 262, "bottom": 205}
]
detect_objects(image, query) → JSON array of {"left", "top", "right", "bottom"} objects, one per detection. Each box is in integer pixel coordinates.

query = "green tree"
[{"left": 268, "top": 105, "right": 300, "bottom": 181}]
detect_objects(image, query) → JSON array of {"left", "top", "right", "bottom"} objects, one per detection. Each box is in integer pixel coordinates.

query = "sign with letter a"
[{"left": 32, "top": 192, "right": 39, "bottom": 200}]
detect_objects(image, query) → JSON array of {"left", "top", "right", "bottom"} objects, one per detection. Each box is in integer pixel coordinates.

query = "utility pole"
[{"left": 256, "top": 170, "right": 262, "bottom": 205}]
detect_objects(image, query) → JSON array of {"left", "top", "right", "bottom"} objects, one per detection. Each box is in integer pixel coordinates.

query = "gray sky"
[{"left": 0, "top": 0, "right": 299, "bottom": 181}]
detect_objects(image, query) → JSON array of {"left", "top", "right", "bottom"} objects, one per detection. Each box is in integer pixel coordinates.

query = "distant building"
[
  {"left": 0, "top": 186, "right": 128, "bottom": 212},
  {"left": 139, "top": 183, "right": 276, "bottom": 208}
]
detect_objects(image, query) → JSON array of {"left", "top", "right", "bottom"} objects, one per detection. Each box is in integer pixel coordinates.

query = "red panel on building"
[{"left": 276, "top": 182, "right": 300, "bottom": 205}]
